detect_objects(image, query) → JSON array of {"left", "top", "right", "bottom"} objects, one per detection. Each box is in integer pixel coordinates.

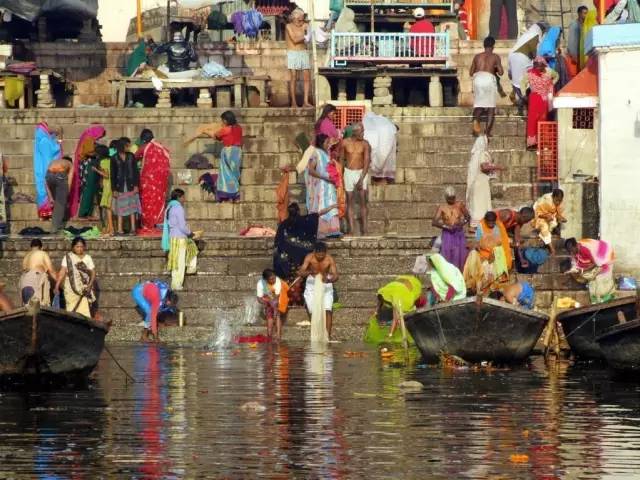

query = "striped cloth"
[{"left": 167, "top": 237, "right": 198, "bottom": 271}]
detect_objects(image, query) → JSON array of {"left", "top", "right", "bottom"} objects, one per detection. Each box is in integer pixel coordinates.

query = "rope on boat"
[
  {"left": 104, "top": 345, "right": 137, "bottom": 384},
  {"left": 563, "top": 311, "right": 599, "bottom": 340}
]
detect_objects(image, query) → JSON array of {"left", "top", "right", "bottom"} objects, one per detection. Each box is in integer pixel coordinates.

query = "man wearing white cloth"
[
  {"left": 299, "top": 242, "right": 339, "bottom": 340},
  {"left": 470, "top": 36, "right": 503, "bottom": 138}
]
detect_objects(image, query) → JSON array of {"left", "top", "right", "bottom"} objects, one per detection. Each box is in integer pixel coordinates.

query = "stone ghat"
[
  {"left": 2, "top": 106, "right": 536, "bottom": 235},
  {"left": 0, "top": 236, "right": 592, "bottom": 343}
]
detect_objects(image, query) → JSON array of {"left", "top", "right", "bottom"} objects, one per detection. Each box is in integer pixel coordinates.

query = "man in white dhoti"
[
  {"left": 299, "top": 242, "right": 339, "bottom": 340},
  {"left": 470, "top": 36, "right": 503, "bottom": 138},
  {"left": 466, "top": 135, "right": 502, "bottom": 228}
]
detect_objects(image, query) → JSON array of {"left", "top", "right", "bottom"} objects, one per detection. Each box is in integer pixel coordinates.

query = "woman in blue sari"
[
  {"left": 33, "top": 122, "right": 62, "bottom": 219},
  {"left": 214, "top": 111, "right": 243, "bottom": 202},
  {"left": 305, "top": 134, "right": 340, "bottom": 238}
]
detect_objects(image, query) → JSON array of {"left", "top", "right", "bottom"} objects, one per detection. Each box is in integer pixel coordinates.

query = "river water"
[{"left": 1, "top": 344, "right": 640, "bottom": 479}]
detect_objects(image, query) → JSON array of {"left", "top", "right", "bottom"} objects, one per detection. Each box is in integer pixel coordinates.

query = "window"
[
  {"left": 332, "top": 106, "right": 366, "bottom": 130},
  {"left": 572, "top": 108, "right": 594, "bottom": 129}
]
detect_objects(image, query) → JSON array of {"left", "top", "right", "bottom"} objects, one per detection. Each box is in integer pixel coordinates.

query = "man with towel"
[
  {"left": 299, "top": 242, "right": 339, "bottom": 340},
  {"left": 470, "top": 36, "right": 504, "bottom": 138},
  {"left": 20, "top": 239, "right": 57, "bottom": 306}
]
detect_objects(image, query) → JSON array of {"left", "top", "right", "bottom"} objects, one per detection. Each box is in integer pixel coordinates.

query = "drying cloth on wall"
[{"left": 4, "top": 76, "right": 24, "bottom": 107}]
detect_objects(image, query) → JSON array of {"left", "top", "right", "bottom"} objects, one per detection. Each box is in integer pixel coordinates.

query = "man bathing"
[
  {"left": 470, "top": 36, "right": 503, "bottom": 137},
  {"left": 20, "top": 239, "right": 57, "bottom": 306},
  {"left": 341, "top": 123, "right": 371, "bottom": 235},
  {"left": 299, "top": 242, "right": 339, "bottom": 339}
]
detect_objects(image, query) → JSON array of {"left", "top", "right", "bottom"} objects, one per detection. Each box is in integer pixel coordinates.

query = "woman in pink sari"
[
  {"left": 315, "top": 104, "right": 341, "bottom": 142},
  {"left": 565, "top": 237, "right": 616, "bottom": 304},
  {"left": 136, "top": 128, "right": 171, "bottom": 233},
  {"left": 69, "top": 124, "right": 106, "bottom": 218}
]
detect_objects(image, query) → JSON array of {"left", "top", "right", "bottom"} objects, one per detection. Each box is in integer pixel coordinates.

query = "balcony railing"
[
  {"left": 330, "top": 32, "right": 450, "bottom": 67},
  {"left": 344, "top": 0, "right": 454, "bottom": 13}
]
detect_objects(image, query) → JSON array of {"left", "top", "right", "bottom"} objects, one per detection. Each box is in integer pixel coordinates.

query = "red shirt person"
[{"left": 409, "top": 8, "right": 436, "bottom": 57}]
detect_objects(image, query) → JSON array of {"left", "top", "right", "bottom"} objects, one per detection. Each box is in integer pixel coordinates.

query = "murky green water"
[{"left": 0, "top": 344, "right": 639, "bottom": 479}]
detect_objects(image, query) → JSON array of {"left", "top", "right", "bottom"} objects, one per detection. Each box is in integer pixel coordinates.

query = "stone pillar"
[
  {"left": 156, "top": 89, "right": 171, "bottom": 108},
  {"left": 197, "top": 88, "right": 212, "bottom": 108},
  {"left": 337, "top": 79, "right": 347, "bottom": 101},
  {"left": 37, "top": 17, "right": 48, "bottom": 42},
  {"left": 372, "top": 76, "right": 393, "bottom": 106},
  {"left": 37, "top": 74, "right": 54, "bottom": 108},
  {"left": 355, "top": 80, "right": 366, "bottom": 101},
  {"left": 216, "top": 87, "right": 232, "bottom": 108},
  {"left": 428, "top": 76, "right": 443, "bottom": 107}
]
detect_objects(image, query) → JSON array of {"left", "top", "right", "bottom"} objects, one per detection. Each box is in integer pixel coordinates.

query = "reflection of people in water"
[{"left": 134, "top": 345, "right": 169, "bottom": 478}]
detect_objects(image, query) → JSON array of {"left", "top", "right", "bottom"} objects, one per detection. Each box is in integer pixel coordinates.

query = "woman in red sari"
[
  {"left": 136, "top": 129, "right": 171, "bottom": 233},
  {"left": 522, "top": 56, "right": 558, "bottom": 149}
]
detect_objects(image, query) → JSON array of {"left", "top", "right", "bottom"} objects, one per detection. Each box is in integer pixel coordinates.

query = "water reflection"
[{"left": 0, "top": 345, "right": 639, "bottom": 478}]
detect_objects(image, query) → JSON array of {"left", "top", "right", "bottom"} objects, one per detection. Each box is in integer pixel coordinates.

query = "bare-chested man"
[
  {"left": 286, "top": 9, "right": 312, "bottom": 108},
  {"left": 469, "top": 36, "right": 503, "bottom": 137},
  {"left": 0, "top": 283, "right": 14, "bottom": 312},
  {"left": 20, "top": 239, "right": 57, "bottom": 306},
  {"left": 45, "top": 155, "right": 73, "bottom": 232},
  {"left": 299, "top": 242, "right": 339, "bottom": 339},
  {"left": 341, "top": 123, "right": 371, "bottom": 235}
]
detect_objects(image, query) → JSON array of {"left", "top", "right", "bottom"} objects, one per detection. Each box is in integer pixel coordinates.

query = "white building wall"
[
  {"left": 98, "top": 0, "right": 330, "bottom": 42},
  {"left": 597, "top": 47, "right": 640, "bottom": 274}
]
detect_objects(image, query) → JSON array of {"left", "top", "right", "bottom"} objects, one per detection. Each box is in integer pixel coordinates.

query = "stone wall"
[{"left": 0, "top": 236, "right": 590, "bottom": 342}]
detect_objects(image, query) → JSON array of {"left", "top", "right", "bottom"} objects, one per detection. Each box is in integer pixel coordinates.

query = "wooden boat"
[
  {"left": 556, "top": 297, "right": 638, "bottom": 360},
  {"left": 405, "top": 297, "right": 548, "bottom": 364},
  {"left": 596, "top": 319, "right": 640, "bottom": 372},
  {"left": 0, "top": 300, "right": 108, "bottom": 382}
]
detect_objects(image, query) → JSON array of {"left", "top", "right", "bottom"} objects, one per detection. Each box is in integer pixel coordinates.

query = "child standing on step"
[{"left": 93, "top": 144, "right": 114, "bottom": 236}]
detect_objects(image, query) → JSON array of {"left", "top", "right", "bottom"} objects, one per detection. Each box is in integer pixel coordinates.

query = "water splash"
[{"left": 206, "top": 296, "right": 260, "bottom": 350}]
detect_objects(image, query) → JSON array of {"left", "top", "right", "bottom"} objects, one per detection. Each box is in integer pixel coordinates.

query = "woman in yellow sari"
[{"left": 366, "top": 275, "right": 424, "bottom": 343}]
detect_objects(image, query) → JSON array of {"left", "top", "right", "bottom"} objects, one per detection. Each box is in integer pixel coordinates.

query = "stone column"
[
  {"left": 37, "top": 74, "right": 55, "bottom": 108},
  {"left": 197, "top": 88, "right": 212, "bottom": 108},
  {"left": 337, "top": 79, "right": 347, "bottom": 101},
  {"left": 428, "top": 76, "right": 443, "bottom": 107},
  {"left": 37, "top": 17, "right": 48, "bottom": 42},
  {"left": 216, "top": 87, "right": 232, "bottom": 108},
  {"left": 355, "top": 79, "right": 366, "bottom": 101},
  {"left": 372, "top": 76, "right": 393, "bottom": 106},
  {"left": 156, "top": 89, "right": 171, "bottom": 108}
]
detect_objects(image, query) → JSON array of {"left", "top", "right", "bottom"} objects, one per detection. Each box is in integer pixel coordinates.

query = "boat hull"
[
  {"left": 0, "top": 304, "right": 107, "bottom": 381},
  {"left": 405, "top": 297, "right": 548, "bottom": 363},
  {"left": 597, "top": 319, "right": 640, "bottom": 372},
  {"left": 557, "top": 297, "right": 637, "bottom": 360}
]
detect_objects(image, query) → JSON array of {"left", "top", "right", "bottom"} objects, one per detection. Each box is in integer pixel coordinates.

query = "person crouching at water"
[
  {"left": 490, "top": 281, "right": 535, "bottom": 309},
  {"left": 376, "top": 275, "right": 425, "bottom": 338},
  {"left": 20, "top": 239, "right": 57, "bottom": 306},
  {"left": 132, "top": 279, "right": 178, "bottom": 342},
  {"left": 299, "top": 242, "right": 339, "bottom": 340},
  {"left": 256, "top": 269, "right": 290, "bottom": 341}
]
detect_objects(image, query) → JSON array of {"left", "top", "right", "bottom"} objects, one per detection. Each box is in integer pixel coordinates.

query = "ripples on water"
[{"left": 1, "top": 344, "right": 640, "bottom": 479}]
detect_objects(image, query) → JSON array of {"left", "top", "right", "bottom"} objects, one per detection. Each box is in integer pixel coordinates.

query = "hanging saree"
[
  {"left": 138, "top": 140, "right": 171, "bottom": 231},
  {"left": 33, "top": 123, "right": 62, "bottom": 219},
  {"left": 305, "top": 148, "right": 340, "bottom": 238},
  {"left": 70, "top": 125, "right": 105, "bottom": 218}
]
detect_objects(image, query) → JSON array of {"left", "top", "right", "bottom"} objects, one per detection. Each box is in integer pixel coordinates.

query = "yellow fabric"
[
  {"left": 378, "top": 275, "right": 423, "bottom": 313},
  {"left": 5, "top": 77, "right": 24, "bottom": 107},
  {"left": 478, "top": 219, "right": 513, "bottom": 271},
  {"left": 64, "top": 284, "right": 91, "bottom": 317},
  {"left": 167, "top": 237, "right": 198, "bottom": 271},
  {"left": 580, "top": 11, "right": 597, "bottom": 70}
]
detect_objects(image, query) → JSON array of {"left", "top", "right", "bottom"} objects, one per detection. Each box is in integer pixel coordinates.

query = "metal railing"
[
  {"left": 344, "top": 0, "right": 454, "bottom": 13},
  {"left": 330, "top": 32, "right": 450, "bottom": 67}
]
